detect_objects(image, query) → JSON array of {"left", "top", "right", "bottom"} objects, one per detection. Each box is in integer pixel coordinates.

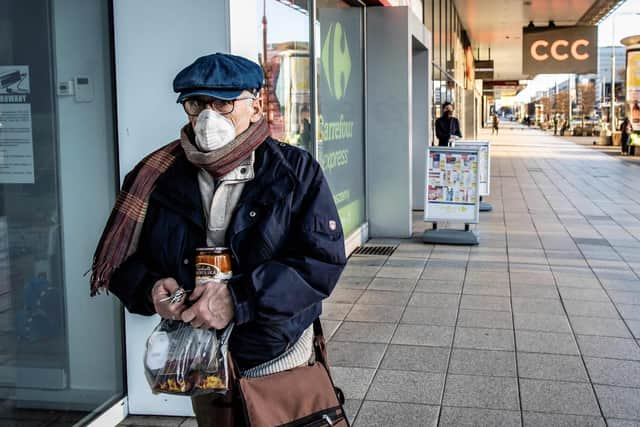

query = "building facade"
[{"left": 0, "top": 1, "right": 478, "bottom": 424}]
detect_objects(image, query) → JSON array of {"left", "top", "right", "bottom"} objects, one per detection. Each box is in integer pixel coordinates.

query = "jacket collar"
[{"left": 150, "top": 138, "right": 295, "bottom": 229}]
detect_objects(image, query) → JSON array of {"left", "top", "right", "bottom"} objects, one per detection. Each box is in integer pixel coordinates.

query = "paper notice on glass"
[
  {"left": 424, "top": 147, "right": 480, "bottom": 224},
  {"left": 0, "top": 65, "right": 34, "bottom": 184}
]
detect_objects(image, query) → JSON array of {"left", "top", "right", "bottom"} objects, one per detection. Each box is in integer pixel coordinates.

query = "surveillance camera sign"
[
  {"left": 523, "top": 26, "right": 597, "bottom": 76},
  {"left": 0, "top": 65, "right": 34, "bottom": 184}
]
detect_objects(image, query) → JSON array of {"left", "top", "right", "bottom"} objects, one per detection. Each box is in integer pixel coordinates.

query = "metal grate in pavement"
[
  {"left": 574, "top": 237, "right": 611, "bottom": 246},
  {"left": 351, "top": 245, "right": 397, "bottom": 256}
]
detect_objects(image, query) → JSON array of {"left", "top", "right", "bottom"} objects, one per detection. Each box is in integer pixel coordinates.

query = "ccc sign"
[{"left": 523, "top": 26, "right": 597, "bottom": 75}]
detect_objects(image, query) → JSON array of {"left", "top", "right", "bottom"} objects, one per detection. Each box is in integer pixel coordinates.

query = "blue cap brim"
[{"left": 176, "top": 88, "right": 245, "bottom": 103}]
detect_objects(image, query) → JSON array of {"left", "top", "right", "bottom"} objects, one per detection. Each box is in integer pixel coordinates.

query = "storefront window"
[
  {"left": 258, "top": 0, "right": 312, "bottom": 152},
  {"left": 316, "top": 0, "right": 366, "bottom": 237},
  {"left": 1, "top": 0, "right": 123, "bottom": 424}
]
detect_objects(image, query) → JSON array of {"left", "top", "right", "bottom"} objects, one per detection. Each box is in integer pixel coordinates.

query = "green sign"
[{"left": 321, "top": 22, "right": 351, "bottom": 101}]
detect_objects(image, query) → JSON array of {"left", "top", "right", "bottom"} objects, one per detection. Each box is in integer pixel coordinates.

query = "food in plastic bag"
[{"left": 144, "top": 320, "right": 232, "bottom": 396}]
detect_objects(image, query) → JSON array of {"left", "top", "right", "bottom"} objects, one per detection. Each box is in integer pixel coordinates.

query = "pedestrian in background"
[
  {"left": 435, "top": 102, "right": 462, "bottom": 146},
  {"left": 492, "top": 114, "right": 499, "bottom": 135},
  {"left": 621, "top": 117, "right": 633, "bottom": 156}
]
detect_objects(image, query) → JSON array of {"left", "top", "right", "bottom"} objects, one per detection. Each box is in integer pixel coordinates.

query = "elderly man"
[{"left": 91, "top": 53, "right": 346, "bottom": 424}]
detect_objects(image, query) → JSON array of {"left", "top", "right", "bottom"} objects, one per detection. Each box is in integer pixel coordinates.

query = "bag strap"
[{"left": 312, "top": 318, "right": 329, "bottom": 366}]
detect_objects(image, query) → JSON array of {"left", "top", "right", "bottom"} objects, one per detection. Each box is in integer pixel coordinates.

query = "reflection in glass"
[{"left": 257, "top": 0, "right": 312, "bottom": 151}]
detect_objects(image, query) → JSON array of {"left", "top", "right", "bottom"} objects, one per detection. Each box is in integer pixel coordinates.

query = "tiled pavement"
[{"left": 119, "top": 123, "right": 640, "bottom": 426}]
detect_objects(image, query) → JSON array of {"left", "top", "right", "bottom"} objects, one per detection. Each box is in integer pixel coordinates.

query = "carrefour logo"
[{"left": 322, "top": 22, "right": 351, "bottom": 101}]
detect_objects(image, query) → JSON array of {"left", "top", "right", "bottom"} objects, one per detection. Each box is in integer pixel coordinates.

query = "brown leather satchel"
[{"left": 233, "top": 319, "right": 350, "bottom": 427}]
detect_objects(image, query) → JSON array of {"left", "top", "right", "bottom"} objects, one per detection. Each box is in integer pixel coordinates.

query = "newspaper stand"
[
  {"left": 423, "top": 146, "right": 480, "bottom": 245},
  {"left": 452, "top": 140, "right": 492, "bottom": 212}
]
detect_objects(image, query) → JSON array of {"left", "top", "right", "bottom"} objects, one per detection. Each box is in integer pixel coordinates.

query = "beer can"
[{"left": 195, "top": 247, "right": 232, "bottom": 286}]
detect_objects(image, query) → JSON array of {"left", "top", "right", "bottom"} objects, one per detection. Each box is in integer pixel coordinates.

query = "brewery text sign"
[{"left": 523, "top": 26, "right": 597, "bottom": 75}]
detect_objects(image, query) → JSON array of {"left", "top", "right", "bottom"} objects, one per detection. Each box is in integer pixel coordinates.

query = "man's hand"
[
  {"left": 151, "top": 278, "right": 187, "bottom": 320},
  {"left": 181, "top": 280, "right": 234, "bottom": 330}
]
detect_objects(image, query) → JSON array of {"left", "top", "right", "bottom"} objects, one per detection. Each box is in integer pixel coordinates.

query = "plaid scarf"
[{"left": 90, "top": 117, "right": 269, "bottom": 295}]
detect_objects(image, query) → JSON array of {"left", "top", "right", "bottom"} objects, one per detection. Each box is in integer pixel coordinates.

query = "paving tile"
[
  {"left": 569, "top": 316, "right": 632, "bottom": 338},
  {"left": 179, "top": 419, "right": 197, "bottom": 427},
  {"left": 331, "top": 367, "right": 376, "bottom": 400},
  {"left": 514, "top": 313, "right": 572, "bottom": 333},
  {"left": 332, "top": 321, "right": 396, "bottom": 344},
  {"left": 322, "top": 319, "right": 341, "bottom": 339},
  {"left": 511, "top": 297, "right": 565, "bottom": 315},
  {"left": 408, "top": 292, "right": 460, "bottom": 308},
  {"left": 510, "top": 285, "right": 560, "bottom": 299},
  {"left": 462, "top": 284, "right": 511, "bottom": 297},
  {"left": 341, "top": 266, "right": 380, "bottom": 279},
  {"left": 584, "top": 357, "right": 640, "bottom": 388},
  {"left": 460, "top": 295, "right": 511, "bottom": 311},
  {"left": 617, "top": 304, "right": 640, "bottom": 320},
  {"left": 400, "top": 306, "right": 458, "bottom": 326},
  {"left": 629, "top": 320, "right": 640, "bottom": 339},
  {"left": 515, "top": 331, "right": 580, "bottom": 355},
  {"left": 608, "top": 291, "right": 640, "bottom": 305},
  {"left": 366, "top": 369, "right": 444, "bottom": 404},
  {"left": 376, "top": 266, "right": 422, "bottom": 280},
  {"left": 380, "top": 345, "right": 450, "bottom": 372},
  {"left": 336, "top": 276, "right": 373, "bottom": 289},
  {"left": 327, "top": 289, "right": 365, "bottom": 304},
  {"left": 519, "top": 379, "right": 600, "bottom": 416},
  {"left": 606, "top": 420, "right": 640, "bottom": 427},
  {"left": 327, "top": 342, "right": 386, "bottom": 368},
  {"left": 457, "top": 309, "right": 513, "bottom": 329},
  {"left": 454, "top": 327, "right": 515, "bottom": 351},
  {"left": 345, "top": 304, "right": 404, "bottom": 323},
  {"left": 439, "top": 407, "right": 521, "bottom": 427},
  {"left": 391, "top": 324, "right": 454, "bottom": 347},
  {"left": 449, "top": 349, "right": 516, "bottom": 377},
  {"left": 465, "top": 272, "right": 510, "bottom": 286},
  {"left": 367, "top": 277, "right": 417, "bottom": 292},
  {"left": 119, "top": 416, "right": 185, "bottom": 426},
  {"left": 353, "top": 401, "right": 438, "bottom": 427},
  {"left": 509, "top": 271, "right": 555, "bottom": 285},
  {"left": 356, "top": 289, "right": 412, "bottom": 306},
  {"left": 517, "top": 353, "right": 589, "bottom": 382},
  {"left": 576, "top": 335, "right": 640, "bottom": 360},
  {"left": 322, "top": 302, "right": 352, "bottom": 321},
  {"left": 343, "top": 400, "right": 362, "bottom": 423},
  {"left": 414, "top": 279, "right": 463, "bottom": 294},
  {"left": 443, "top": 374, "right": 520, "bottom": 410},
  {"left": 595, "top": 385, "right": 640, "bottom": 420},
  {"left": 559, "top": 287, "right": 610, "bottom": 302},
  {"left": 563, "top": 300, "right": 621, "bottom": 318},
  {"left": 522, "top": 412, "right": 605, "bottom": 427}
]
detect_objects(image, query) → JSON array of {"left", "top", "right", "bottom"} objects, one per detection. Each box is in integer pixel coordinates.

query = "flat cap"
[{"left": 173, "top": 52, "right": 264, "bottom": 103}]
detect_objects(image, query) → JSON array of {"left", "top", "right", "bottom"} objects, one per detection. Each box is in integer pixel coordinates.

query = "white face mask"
[{"left": 194, "top": 108, "right": 236, "bottom": 152}]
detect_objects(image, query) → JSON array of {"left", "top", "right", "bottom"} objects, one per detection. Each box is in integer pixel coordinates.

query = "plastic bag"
[{"left": 144, "top": 320, "right": 233, "bottom": 396}]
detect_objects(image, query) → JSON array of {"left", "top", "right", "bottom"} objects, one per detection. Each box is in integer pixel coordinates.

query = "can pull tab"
[{"left": 322, "top": 414, "right": 334, "bottom": 426}]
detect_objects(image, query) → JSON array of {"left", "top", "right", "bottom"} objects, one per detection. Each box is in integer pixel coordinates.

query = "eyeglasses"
[{"left": 182, "top": 96, "right": 256, "bottom": 116}]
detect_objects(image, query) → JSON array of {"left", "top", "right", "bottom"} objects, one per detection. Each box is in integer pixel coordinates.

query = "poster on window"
[
  {"left": 0, "top": 65, "right": 34, "bottom": 184},
  {"left": 316, "top": 6, "right": 365, "bottom": 237},
  {"left": 452, "top": 140, "right": 490, "bottom": 196},
  {"left": 424, "top": 147, "right": 480, "bottom": 224},
  {"left": 626, "top": 50, "right": 640, "bottom": 124}
]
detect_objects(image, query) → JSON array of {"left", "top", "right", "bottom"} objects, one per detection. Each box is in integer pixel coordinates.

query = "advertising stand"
[
  {"left": 453, "top": 140, "right": 492, "bottom": 212},
  {"left": 423, "top": 147, "right": 480, "bottom": 245}
]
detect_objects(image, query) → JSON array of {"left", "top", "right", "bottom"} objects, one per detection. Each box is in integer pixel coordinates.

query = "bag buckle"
[{"left": 322, "top": 414, "right": 334, "bottom": 426}]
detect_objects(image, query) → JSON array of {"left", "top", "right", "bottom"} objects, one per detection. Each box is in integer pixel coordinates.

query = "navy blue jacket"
[{"left": 109, "top": 137, "right": 347, "bottom": 369}]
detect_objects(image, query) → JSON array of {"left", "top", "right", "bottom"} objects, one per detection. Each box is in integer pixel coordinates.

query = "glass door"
[{"left": 0, "top": 0, "right": 124, "bottom": 424}]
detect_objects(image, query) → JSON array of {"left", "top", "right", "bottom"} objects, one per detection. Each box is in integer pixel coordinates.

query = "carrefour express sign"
[{"left": 522, "top": 26, "right": 597, "bottom": 76}]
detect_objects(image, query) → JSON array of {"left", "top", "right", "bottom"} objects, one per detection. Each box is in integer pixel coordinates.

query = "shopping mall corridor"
[{"left": 120, "top": 123, "right": 640, "bottom": 426}]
